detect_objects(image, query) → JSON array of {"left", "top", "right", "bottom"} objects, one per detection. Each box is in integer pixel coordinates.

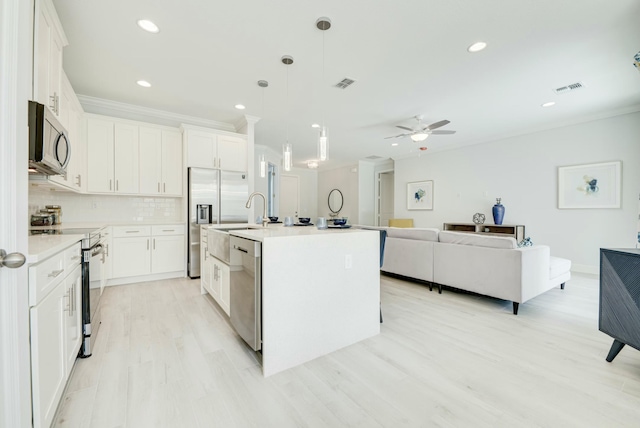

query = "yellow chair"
[{"left": 388, "top": 218, "right": 414, "bottom": 228}]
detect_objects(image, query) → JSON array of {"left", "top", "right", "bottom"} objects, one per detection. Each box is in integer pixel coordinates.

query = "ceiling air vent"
[
  {"left": 553, "top": 81, "right": 585, "bottom": 95},
  {"left": 335, "top": 77, "right": 356, "bottom": 89},
  {"left": 365, "top": 155, "right": 383, "bottom": 160}
]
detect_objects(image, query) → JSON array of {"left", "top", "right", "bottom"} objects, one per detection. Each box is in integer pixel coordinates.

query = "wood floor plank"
[{"left": 52, "top": 274, "right": 640, "bottom": 427}]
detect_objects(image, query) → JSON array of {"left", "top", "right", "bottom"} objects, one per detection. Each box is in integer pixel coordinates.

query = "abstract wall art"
[
  {"left": 407, "top": 180, "right": 433, "bottom": 210},
  {"left": 558, "top": 161, "right": 621, "bottom": 209}
]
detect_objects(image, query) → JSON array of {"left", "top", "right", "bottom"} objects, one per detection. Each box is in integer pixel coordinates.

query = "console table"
[
  {"left": 443, "top": 223, "right": 525, "bottom": 242},
  {"left": 599, "top": 248, "right": 640, "bottom": 362}
]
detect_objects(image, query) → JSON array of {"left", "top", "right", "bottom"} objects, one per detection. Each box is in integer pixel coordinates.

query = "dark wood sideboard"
[{"left": 599, "top": 248, "right": 640, "bottom": 362}]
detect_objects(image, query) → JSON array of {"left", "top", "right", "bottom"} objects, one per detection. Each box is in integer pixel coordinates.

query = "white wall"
[
  {"left": 318, "top": 164, "right": 359, "bottom": 223},
  {"left": 393, "top": 112, "right": 640, "bottom": 273}
]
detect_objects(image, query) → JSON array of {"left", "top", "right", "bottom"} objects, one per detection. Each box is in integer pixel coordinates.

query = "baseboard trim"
[
  {"left": 106, "top": 271, "right": 184, "bottom": 286},
  {"left": 572, "top": 264, "right": 599, "bottom": 275}
]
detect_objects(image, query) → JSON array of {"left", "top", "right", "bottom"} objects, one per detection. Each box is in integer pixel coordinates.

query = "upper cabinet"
[
  {"left": 33, "top": 0, "right": 68, "bottom": 117},
  {"left": 86, "top": 115, "right": 183, "bottom": 197},
  {"left": 138, "top": 127, "right": 183, "bottom": 196},
  {"left": 184, "top": 126, "right": 247, "bottom": 172}
]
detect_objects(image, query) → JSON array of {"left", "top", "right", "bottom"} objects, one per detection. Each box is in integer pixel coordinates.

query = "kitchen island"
[{"left": 229, "top": 226, "right": 380, "bottom": 377}]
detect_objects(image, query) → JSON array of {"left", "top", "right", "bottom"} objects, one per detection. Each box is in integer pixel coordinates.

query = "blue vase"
[{"left": 492, "top": 198, "right": 505, "bottom": 225}]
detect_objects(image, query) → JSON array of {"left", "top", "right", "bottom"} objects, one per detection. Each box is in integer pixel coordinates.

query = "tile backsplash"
[{"left": 29, "top": 189, "right": 183, "bottom": 223}]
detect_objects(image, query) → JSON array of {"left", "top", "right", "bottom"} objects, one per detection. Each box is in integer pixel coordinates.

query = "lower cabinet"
[
  {"left": 112, "top": 224, "right": 185, "bottom": 280},
  {"left": 29, "top": 243, "right": 82, "bottom": 428},
  {"left": 204, "top": 254, "right": 230, "bottom": 316}
]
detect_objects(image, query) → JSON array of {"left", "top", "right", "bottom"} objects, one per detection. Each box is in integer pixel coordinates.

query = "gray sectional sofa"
[{"left": 360, "top": 226, "right": 571, "bottom": 315}]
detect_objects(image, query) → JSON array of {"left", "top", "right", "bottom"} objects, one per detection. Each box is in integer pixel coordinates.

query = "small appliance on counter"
[{"left": 30, "top": 213, "right": 54, "bottom": 226}]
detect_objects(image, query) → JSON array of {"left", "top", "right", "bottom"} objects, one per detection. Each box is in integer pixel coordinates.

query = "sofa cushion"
[
  {"left": 549, "top": 256, "right": 571, "bottom": 280},
  {"left": 387, "top": 227, "right": 439, "bottom": 242},
  {"left": 438, "top": 231, "right": 517, "bottom": 249}
]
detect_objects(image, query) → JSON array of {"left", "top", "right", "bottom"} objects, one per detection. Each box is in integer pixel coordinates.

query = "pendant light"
[
  {"left": 257, "top": 80, "right": 268, "bottom": 178},
  {"left": 316, "top": 17, "right": 331, "bottom": 162},
  {"left": 282, "top": 55, "right": 294, "bottom": 171}
]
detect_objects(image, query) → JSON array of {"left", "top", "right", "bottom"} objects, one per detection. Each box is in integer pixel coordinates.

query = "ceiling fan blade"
[
  {"left": 384, "top": 134, "right": 408, "bottom": 139},
  {"left": 430, "top": 130, "right": 456, "bottom": 135},
  {"left": 425, "top": 120, "right": 450, "bottom": 131},
  {"left": 396, "top": 125, "right": 414, "bottom": 132}
]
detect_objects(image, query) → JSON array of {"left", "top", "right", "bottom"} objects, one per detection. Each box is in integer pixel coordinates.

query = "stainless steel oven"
[{"left": 78, "top": 228, "right": 106, "bottom": 357}]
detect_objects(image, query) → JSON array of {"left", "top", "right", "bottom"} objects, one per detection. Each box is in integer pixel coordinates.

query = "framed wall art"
[
  {"left": 407, "top": 180, "right": 433, "bottom": 210},
  {"left": 558, "top": 161, "right": 621, "bottom": 209}
]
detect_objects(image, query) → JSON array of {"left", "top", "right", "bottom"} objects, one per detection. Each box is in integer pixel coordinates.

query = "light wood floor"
[{"left": 54, "top": 273, "right": 640, "bottom": 427}]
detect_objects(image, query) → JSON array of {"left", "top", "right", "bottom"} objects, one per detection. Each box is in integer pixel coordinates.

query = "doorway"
[
  {"left": 377, "top": 171, "right": 394, "bottom": 226},
  {"left": 280, "top": 175, "right": 300, "bottom": 219}
]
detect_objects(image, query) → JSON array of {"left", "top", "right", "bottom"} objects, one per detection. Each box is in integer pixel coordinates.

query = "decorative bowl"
[
  {"left": 298, "top": 217, "right": 310, "bottom": 223},
  {"left": 333, "top": 218, "right": 347, "bottom": 226},
  {"left": 268, "top": 216, "right": 278, "bottom": 222}
]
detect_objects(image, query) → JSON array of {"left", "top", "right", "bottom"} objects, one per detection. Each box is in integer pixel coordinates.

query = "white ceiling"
[{"left": 54, "top": 0, "right": 640, "bottom": 169}]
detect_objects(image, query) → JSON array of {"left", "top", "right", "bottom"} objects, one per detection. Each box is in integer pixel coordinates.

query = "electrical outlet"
[{"left": 345, "top": 254, "right": 352, "bottom": 269}]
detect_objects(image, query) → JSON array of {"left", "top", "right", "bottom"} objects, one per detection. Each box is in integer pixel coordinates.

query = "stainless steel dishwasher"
[{"left": 229, "top": 235, "right": 262, "bottom": 351}]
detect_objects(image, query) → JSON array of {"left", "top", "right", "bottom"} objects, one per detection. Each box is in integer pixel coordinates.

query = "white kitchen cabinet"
[
  {"left": 184, "top": 126, "right": 248, "bottom": 171},
  {"left": 111, "top": 225, "right": 185, "bottom": 280},
  {"left": 33, "top": 0, "right": 67, "bottom": 117},
  {"left": 205, "top": 255, "right": 230, "bottom": 316},
  {"left": 139, "top": 127, "right": 183, "bottom": 196},
  {"left": 29, "top": 241, "right": 82, "bottom": 428},
  {"left": 151, "top": 227, "right": 185, "bottom": 274},
  {"left": 86, "top": 118, "right": 140, "bottom": 194}
]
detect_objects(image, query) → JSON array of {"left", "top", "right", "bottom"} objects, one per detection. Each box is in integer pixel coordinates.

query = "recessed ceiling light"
[
  {"left": 137, "top": 19, "right": 159, "bottom": 33},
  {"left": 311, "top": 123, "right": 320, "bottom": 128},
  {"left": 391, "top": 143, "right": 399, "bottom": 146},
  {"left": 467, "top": 41, "right": 487, "bottom": 53},
  {"left": 235, "top": 104, "right": 246, "bottom": 110},
  {"left": 541, "top": 101, "right": 556, "bottom": 107},
  {"left": 136, "top": 80, "right": 151, "bottom": 88}
]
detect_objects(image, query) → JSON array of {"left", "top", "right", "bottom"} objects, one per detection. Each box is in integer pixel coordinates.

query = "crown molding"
[{"left": 76, "top": 95, "right": 237, "bottom": 132}]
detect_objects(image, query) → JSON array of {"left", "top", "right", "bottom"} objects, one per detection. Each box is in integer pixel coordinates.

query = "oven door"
[{"left": 81, "top": 242, "right": 104, "bottom": 357}]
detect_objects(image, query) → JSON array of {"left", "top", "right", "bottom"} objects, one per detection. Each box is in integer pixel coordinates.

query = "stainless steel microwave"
[{"left": 28, "top": 100, "right": 70, "bottom": 176}]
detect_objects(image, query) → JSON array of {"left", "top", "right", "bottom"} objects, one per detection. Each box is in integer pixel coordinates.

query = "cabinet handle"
[
  {"left": 158, "top": 182, "right": 160, "bottom": 193},
  {"left": 147, "top": 239, "right": 149, "bottom": 250},
  {"left": 204, "top": 248, "right": 208, "bottom": 260},
  {"left": 162, "top": 229, "right": 174, "bottom": 232},
  {"left": 116, "top": 180, "right": 119, "bottom": 191},
  {"left": 163, "top": 183, "right": 166, "bottom": 193},
  {"left": 65, "top": 289, "right": 72, "bottom": 315},
  {"left": 76, "top": 174, "right": 82, "bottom": 187},
  {"left": 48, "top": 269, "right": 64, "bottom": 278},
  {"left": 125, "top": 230, "right": 139, "bottom": 233},
  {"left": 71, "top": 255, "right": 82, "bottom": 261},
  {"left": 109, "top": 179, "right": 112, "bottom": 191},
  {"left": 218, "top": 159, "right": 221, "bottom": 169},
  {"left": 153, "top": 238, "right": 156, "bottom": 250},
  {"left": 71, "top": 285, "right": 75, "bottom": 313},
  {"left": 105, "top": 243, "right": 109, "bottom": 257}
]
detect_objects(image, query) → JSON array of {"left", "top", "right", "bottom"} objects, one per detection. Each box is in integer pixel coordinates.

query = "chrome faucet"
[{"left": 246, "top": 192, "right": 269, "bottom": 228}]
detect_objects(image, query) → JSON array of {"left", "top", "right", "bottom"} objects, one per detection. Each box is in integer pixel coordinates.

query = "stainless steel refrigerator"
[{"left": 188, "top": 167, "right": 248, "bottom": 278}]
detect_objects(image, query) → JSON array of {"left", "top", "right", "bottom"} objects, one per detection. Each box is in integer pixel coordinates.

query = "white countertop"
[
  {"left": 28, "top": 234, "right": 84, "bottom": 264},
  {"left": 229, "top": 225, "right": 368, "bottom": 242}
]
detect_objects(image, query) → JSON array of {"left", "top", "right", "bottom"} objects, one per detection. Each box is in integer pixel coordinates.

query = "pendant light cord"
[{"left": 322, "top": 29, "right": 326, "bottom": 127}]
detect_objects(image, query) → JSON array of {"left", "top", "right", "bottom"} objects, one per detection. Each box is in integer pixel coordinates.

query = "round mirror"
[{"left": 328, "top": 189, "right": 344, "bottom": 214}]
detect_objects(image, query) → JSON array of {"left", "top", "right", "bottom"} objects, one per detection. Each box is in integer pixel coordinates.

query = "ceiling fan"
[{"left": 385, "top": 115, "right": 456, "bottom": 142}]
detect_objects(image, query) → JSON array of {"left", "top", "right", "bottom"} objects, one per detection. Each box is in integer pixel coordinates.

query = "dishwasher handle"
[{"left": 233, "top": 245, "right": 249, "bottom": 254}]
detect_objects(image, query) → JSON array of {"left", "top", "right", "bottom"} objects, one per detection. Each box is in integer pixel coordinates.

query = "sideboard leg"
[
  {"left": 428, "top": 282, "right": 433, "bottom": 292},
  {"left": 512, "top": 302, "right": 519, "bottom": 315},
  {"left": 561, "top": 282, "right": 565, "bottom": 290},
  {"left": 606, "top": 339, "right": 626, "bottom": 362}
]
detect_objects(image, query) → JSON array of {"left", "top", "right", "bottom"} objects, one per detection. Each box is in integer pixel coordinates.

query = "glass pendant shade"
[
  {"left": 410, "top": 132, "right": 429, "bottom": 142},
  {"left": 283, "top": 143, "right": 292, "bottom": 171},
  {"left": 259, "top": 154, "right": 266, "bottom": 178},
  {"left": 318, "top": 126, "right": 328, "bottom": 161}
]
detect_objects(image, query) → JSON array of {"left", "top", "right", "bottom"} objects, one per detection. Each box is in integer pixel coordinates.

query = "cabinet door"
[
  {"left": 87, "top": 118, "right": 115, "bottom": 193},
  {"left": 139, "top": 127, "right": 162, "bottom": 195},
  {"left": 217, "top": 135, "right": 247, "bottom": 172},
  {"left": 114, "top": 123, "right": 139, "bottom": 194},
  {"left": 161, "top": 130, "right": 183, "bottom": 196},
  {"left": 186, "top": 130, "right": 216, "bottom": 168},
  {"left": 64, "top": 265, "right": 82, "bottom": 377},
  {"left": 69, "top": 106, "right": 85, "bottom": 191},
  {"left": 151, "top": 235, "right": 185, "bottom": 274},
  {"left": 35, "top": 5, "right": 51, "bottom": 108},
  {"left": 30, "top": 281, "right": 65, "bottom": 428},
  {"left": 218, "top": 261, "right": 230, "bottom": 316},
  {"left": 112, "top": 237, "right": 151, "bottom": 278},
  {"left": 48, "top": 27, "right": 63, "bottom": 117}
]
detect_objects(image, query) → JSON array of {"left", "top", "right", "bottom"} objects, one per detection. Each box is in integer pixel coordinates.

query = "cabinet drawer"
[
  {"left": 29, "top": 251, "right": 65, "bottom": 307},
  {"left": 113, "top": 225, "right": 151, "bottom": 237},
  {"left": 63, "top": 243, "right": 82, "bottom": 272},
  {"left": 152, "top": 225, "right": 185, "bottom": 236}
]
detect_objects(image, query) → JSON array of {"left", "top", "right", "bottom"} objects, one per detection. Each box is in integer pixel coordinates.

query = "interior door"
[
  {"left": 0, "top": 0, "right": 33, "bottom": 425},
  {"left": 378, "top": 171, "right": 394, "bottom": 226},
  {"left": 279, "top": 174, "right": 299, "bottom": 219}
]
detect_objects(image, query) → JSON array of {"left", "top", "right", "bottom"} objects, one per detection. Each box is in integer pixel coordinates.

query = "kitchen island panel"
[{"left": 260, "top": 230, "right": 380, "bottom": 376}]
